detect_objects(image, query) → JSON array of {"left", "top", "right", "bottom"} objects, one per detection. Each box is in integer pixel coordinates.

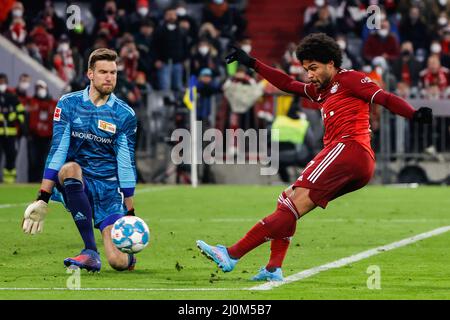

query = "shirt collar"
[{"left": 83, "top": 85, "right": 116, "bottom": 107}]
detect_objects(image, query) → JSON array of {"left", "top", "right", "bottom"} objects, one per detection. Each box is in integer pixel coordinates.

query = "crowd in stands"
[
  {"left": 301, "top": 0, "right": 450, "bottom": 100},
  {"left": 0, "top": 0, "right": 251, "bottom": 183},
  {"left": 1, "top": 0, "right": 247, "bottom": 107},
  {"left": 297, "top": 0, "right": 450, "bottom": 166},
  {"left": 0, "top": 0, "right": 449, "bottom": 183}
]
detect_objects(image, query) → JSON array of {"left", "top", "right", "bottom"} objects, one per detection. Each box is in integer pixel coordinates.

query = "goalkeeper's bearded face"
[{"left": 88, "top": 60, "right": 117, "bottom": 96}]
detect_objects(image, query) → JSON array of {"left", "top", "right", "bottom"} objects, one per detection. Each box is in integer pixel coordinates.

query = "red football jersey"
[
  {"left": 255, "top": 60, "right": 416, "bottom": 160},
  {"left": 303, "top": 69, "right": 381, "bottom": 157}
]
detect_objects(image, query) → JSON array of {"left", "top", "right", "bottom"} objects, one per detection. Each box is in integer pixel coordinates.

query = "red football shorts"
[{"left": 293, "top": 140, "right": 375, "bottom": 208}]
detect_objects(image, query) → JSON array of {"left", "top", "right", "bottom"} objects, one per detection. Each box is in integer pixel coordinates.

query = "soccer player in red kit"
[{"left": 196, "top": 33, "right": 432, "bottom": 281}]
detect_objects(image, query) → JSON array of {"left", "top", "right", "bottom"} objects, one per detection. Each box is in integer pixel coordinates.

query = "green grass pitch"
[{"left": 0, "top": 184, "right": 449, "bottom": 300}]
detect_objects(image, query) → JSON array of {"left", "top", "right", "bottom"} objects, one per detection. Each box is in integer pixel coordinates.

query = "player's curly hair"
[{"left": 296, "top": 33, "right": 342, "bottom": 68}]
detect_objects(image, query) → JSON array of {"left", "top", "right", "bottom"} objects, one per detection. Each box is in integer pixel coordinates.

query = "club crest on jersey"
[
  {"left": 330, "top": 82, "right": 339, "bottom": 94},
  {"left": 361, "top": 76, "right": 373, "bottom": 84},
  {"left": 98, "top": 120, "right": 116, "bottom": 134},
  {"left": 53, "top": 107, "right": 61, "bottom": 121}
]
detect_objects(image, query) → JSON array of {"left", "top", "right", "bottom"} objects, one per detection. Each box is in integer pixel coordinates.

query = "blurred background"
[{"left": 0, "top": 0, "right": 449, "bottom": 186}]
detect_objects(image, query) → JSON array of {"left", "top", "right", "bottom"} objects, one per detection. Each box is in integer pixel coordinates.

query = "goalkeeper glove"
[
  {"left": 225, "top": 46, "right": 256, "bottom": 69},
  {"left": 412, "top": 107, "right": 432, "bottom": 124},
  {"left": 126, "top": 208, "right": 135, "bottom": 216},
  {"left": 22, "top": 190, "right": 51, "bottom": 234}
]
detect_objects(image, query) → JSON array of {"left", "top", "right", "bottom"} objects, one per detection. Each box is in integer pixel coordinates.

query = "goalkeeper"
[{"left": 22, "top": 48, "right": 137, "bottom": 272}]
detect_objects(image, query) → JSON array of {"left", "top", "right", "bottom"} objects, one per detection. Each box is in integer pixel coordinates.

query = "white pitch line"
[
  {"left": 0, "top": 187, "right": 173, "bottom": 209},
  {"left": 135, "top": 186, "right": 175, "bottom": 194},
  {"left": 0, "top": 287, "right": 238, "bottom": 292},
  {"left": 1, "top": 225, "right": 449, "bottom": 293},
  {"left": 0, "top": 202, "right": 28, "bottom": 209},
  {"left": 311, "top": 218, "right": 450, "bottom": 224},
  {"left": 249, "top": 225, "right": 450, "bottom": 291}
]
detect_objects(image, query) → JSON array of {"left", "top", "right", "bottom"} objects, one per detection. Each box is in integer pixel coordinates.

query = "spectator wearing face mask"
[
  {"left": 419, "top": 54, "right": 450, "bottom": 94},
  {"left": 93, "top": 0, "right": 121, "bottom": 43},
  {"left": 152, "top": 6, "right": 189, "bottom": 92},
  {"left": 430, "top": 36, "right": 450, "bottom": 69},
  {"left": 6, "top": 16, "right": 27, "bottom": 48},
  {"left": 29, "top": 21, "right": 55, "bottom": 69},
  {"left": 303, "top": 0, "right": 337, "bottom": 27},
  {"left": 14, "top": 73, "right": 33, "bottom": 113},
  {"left": 334, "top": 0, "right": 366, "bottom": 35},
  {"left": 222, "top": 65, "right": 264, "bottom": 139},
  {"left": 304, "top": 4, "right": 337, "bottom": 38},
  {"left": 119, "top": 41, "right": 140, "bottom": 83},
  {"left": 281, "top": 42, "right": 299, "bottom": 74},
  {"left": 27, "top": 80, "right": 56, "bottom": 182},
  {"left": 363, "top": 19, "right": 400, "bottom": 63},
  {"left": 53, "top": 35, "right": 77, "bottom": 83},
  {"left": 226, "top": 36, "right": 253, "bottom": 76},
  {"left": 240, "top": 38, "right": 252, "bottom": 59},
  {"left": 179, "top": 16, "right": 197, "bottom": 51},
  {"left": 190, "top": 39, "right": 221, "bottom": 77},
  {"left": 425, "top": 0, "right": 450, "bottom": 33},
  {"left": 115, "top": 59, "right": 143, "bottom": 111},
  {"left": 361, "top": 7, "right": 400, "bottom": 43},
  {"left": 134, "top": 19, "right": 156, "bottom": 83},
  {"left": 196, "top": 68, "right": 221, "bottom": 126},
  {"left": 399, "top": 6, "right": 430, "bottom": 54},
  {"left": 83, "top": 34, "right": 109, "bottom": 68},
  {"left": 23, "top": 36, "right": 43, "bottom": 64},
  {"left": 335, "top": 34, "right": 361, "bottom": 70},
  {"left": 1, "top": 1, "right": 25, "bottom": 34},
  {"left": 33, "top": 1, "right": 66, "bottom": 40},
  {"left": 198, "top": 22, "right": 223, "bottom": 55},
  {"left": 201, "top": 0, "right": 247, "bottom": 40},
  {"left": 441, "top": 27, "right": 450, "bottom": 66},
  {"left": 372, "top": 56, "right": 397, "bottom": 90},
  {"left": 176, "top": 1, "right": 198, "bottom": 42},
  {"left": 391, "top": 41, "right": 422, "bottom": 88},
  {"left": 435, "top": 12, "right": 450, "bottom": 36},
  {"left": 125, "top": 0, "right": 159, "bottom": 35},
  {"left": 0, "top": 73, "right": 25, "bottom": 183}
]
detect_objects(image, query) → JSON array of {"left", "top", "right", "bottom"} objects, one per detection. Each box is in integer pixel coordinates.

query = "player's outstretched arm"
[
  {"left": 225, "top": 46, "right": 309, "bottom": 96},
  {"left": 343, "top": 72, "right": 432, "bottom": 124},
  {"left": 372, "top": 90, "right": 432, "bottom": 124}
]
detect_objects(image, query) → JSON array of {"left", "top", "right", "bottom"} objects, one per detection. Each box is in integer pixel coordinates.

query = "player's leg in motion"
[
  {"left": 101, "top": 224, "right": 136, "bottom": 271},
  {"left": 59, "top": 162, "right": 101, "bottom": 271},
  {"left": 252, "top": 190, "right": 295, "bottom": 281},
  {"left": 251, "top": 187, "right": 316, "bottom": 280},
  {"left": 197, "top": 186, "right": 316, "bottom": 279}
]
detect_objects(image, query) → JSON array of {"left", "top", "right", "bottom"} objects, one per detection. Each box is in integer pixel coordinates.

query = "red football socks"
[
  {"left": 227, "top": 219, "right": 270, "bottom": 259},
  {"left": 227, "top": 195, "right": 299, "bottom": 260},
  {"left": 262, "top": 202, "right": 297, "bottom": 239},
  {"left": 266, "top": 238, "right": 291, "bottom": 270}
]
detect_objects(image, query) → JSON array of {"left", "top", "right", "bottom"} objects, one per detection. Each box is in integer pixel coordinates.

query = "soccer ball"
[{"left": 111, "top": 216, "right": 150, "bottom": 254}]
